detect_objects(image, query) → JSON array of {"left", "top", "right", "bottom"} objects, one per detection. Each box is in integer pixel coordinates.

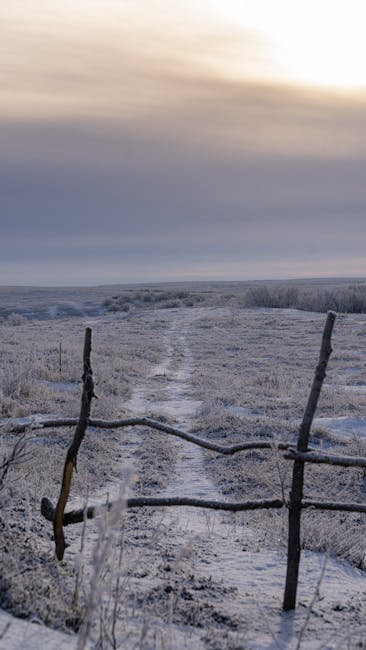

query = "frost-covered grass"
[
  {"left": 1, "top": 290, "right": 366, "bottom": 647},
  {"left": 188, "top": 307, "right": 366, "bottom": 567},
  {"left": 0, "top": 309, "right": 174, "bottom": 641},
  {"left": 0, "top": 312, "right": 168, "bottom": 419},
  {"left": 190, "top": 308, "right": 366, "bottom": 418}
]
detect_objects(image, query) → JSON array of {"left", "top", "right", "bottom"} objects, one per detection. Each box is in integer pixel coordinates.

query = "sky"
[{"left": 2, "top": 0, "right": 366, "bottom": 286}]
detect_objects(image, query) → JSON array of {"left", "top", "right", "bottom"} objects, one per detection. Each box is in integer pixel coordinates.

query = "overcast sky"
[{"left": 2, "top": 0, "right": 366, "bottom": 285}]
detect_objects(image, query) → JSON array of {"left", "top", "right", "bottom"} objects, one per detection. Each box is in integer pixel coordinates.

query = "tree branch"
[
  {"left": 41, "top": 495, "right": 284, "bottom": 526},
  {"left": 302, "top": 499, "right": 366, "bottom": 514},
  {"left": 285, "top": 449, "right": 366, "bottom": 469},
  {"left": 7, "top": 415, "right": 296, "bottom": 456}
]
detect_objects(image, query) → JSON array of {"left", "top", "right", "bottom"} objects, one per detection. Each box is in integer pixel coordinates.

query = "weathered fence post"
[
  {"left": 53, "top": 327, "right": 95, "bottom": 560},
  {"left": 283, "top": 311, "right": 336, "bottom": 611}
]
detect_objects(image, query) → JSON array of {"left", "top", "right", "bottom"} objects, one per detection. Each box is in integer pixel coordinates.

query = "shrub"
[
  {"left": 245, "top": 283, "right": 366, "bottom": 313},
  {"left": 7, "top": 313, "right": 28, "bottom": 326}
]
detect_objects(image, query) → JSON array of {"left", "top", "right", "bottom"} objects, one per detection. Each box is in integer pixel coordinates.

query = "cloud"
[
  {"left": 0, "top": 0, "right": 268, "bottom": 120},
  {"left": 1, "top": 1, "right": 366, "bottom": 283}
]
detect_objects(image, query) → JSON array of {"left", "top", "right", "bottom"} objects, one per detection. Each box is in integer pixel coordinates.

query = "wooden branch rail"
[
  {"left": 285, "top": 449, "right": 366, "bottom": 469},
  {"left": 41, "top": 496, "right": 284, "bottom": 526},
  {"left": 37, "top": 310, "right": 366, "bottom": 613},
  {"left": 5, "top": 416, "right": 296, "bottom": 456},
  {"left": 41, "top": 493, "right": 366, "bottom": 529},
  {"left": 302, "top": 500, "right": 366, "bottom": 514}
]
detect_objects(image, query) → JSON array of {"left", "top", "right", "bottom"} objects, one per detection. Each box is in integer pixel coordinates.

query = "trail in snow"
[
  {"left": 2, "top": 308, "right": 366, "bottom": 648},
  {"left": 126, "top": 309, "right": 366, "bottom": 649},
  {"left": 128, "top": 311, "right": 219, "bottom": 498}
]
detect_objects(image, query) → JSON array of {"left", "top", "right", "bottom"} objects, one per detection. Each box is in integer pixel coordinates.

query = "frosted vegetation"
[
  {"left": 100, "top": 279, "right": 366, "bottom": 315},
  {"left": 1, "top": 280, "right": 366, "bottom": 648},
  {"left": 245, "top": 282, "right": 366, "bottom": 313}
]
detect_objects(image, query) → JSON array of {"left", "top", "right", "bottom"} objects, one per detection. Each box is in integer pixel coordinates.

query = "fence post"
[
  {"left": 53, "top": 328, "right": 95, "bottom": 560},
  {"left": 283, "top": 311, "right": 336, "bottom": 611}
]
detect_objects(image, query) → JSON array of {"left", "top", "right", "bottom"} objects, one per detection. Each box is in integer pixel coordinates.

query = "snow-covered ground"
[{"left": 1, "top": 295, "right": 366, "bottom": 648}]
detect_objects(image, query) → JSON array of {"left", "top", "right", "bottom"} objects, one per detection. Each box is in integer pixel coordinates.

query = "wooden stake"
[{"left": 282, "top": 311, "right": 336, "bottom": 611}]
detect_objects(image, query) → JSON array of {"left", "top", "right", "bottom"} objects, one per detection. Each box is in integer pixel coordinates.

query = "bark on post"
[
  {"left": 282, "top": 311, "right": 336, "bottom": 611},
  {"left": 53, "top": 328, "right": 94, "bottom": 560}
]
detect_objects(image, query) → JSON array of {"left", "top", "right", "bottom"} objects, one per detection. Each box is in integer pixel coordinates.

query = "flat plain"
[{"left": 1, "top": 280, "right": 366, "bottom": 649}]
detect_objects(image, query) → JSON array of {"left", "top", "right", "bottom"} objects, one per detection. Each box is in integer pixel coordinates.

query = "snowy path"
[
  {"left": 128, "top": 311, "right": 221, "bottom": 500},
  {"left": 126, "top": 309, "right": 366, "bottom": 649}
]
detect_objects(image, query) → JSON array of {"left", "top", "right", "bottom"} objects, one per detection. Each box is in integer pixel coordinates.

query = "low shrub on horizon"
[{"left": 245, "top": 283, "right": 366, "bottom": 314}]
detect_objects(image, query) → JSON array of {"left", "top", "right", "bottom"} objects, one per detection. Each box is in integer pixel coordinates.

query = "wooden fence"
[{"left": 22, "top": 310, "right": 366, "bottom": 611}]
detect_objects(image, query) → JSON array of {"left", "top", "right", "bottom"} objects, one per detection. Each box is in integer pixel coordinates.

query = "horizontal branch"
[
  {"left": 5, "top": 415, "right": 296, "bottom": 456},
  {"left": 41, "top": 494, "right": 366, "bottom": 526},
  {"left": 303, "top": 499, "right": 366, "bottom": 514},
  {"left": 3, "top": 418, "right": 77, "bottom": 433},
  {"left": 285, "top": 448, "right": 366, "bottom": 469},
  {"left": 41, "top": 496, "right": 284, "bottom": 526}
]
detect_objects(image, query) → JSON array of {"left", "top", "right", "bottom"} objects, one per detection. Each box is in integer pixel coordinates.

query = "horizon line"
[{"left": 1, "top": 274, "right": 366, "bottom": 290}]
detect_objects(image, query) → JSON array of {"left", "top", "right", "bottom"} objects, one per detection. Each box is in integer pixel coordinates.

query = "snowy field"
[{"left": 1, "top": 283, "right": 366, "bottom": 649}]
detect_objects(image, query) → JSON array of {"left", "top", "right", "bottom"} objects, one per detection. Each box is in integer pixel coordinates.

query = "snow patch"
[{"left": 313, "top": 416, "right": 366, "bottom": 439}]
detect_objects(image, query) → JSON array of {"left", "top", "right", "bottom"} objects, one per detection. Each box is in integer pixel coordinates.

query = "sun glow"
[
  {"left": 198, "top": 0, "right": 366, "bottom": 90},
  {"left": 2, "top": 0, "right": 366, "bottom": 122}
]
